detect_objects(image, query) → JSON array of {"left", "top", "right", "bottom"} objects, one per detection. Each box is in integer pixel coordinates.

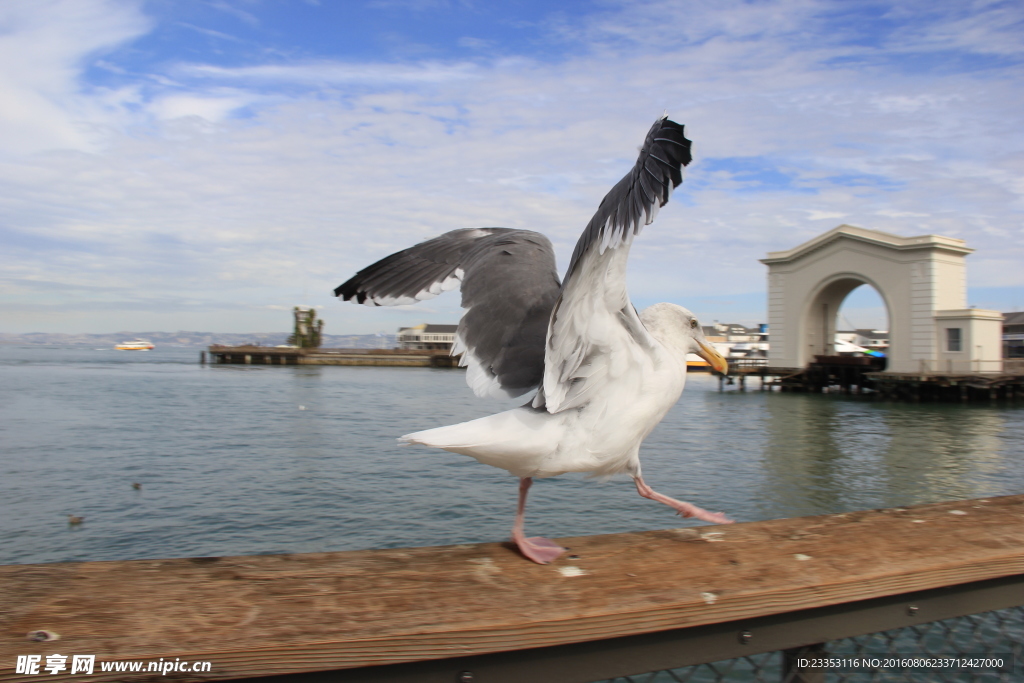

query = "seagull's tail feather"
[{"left": 399, "top": 407, "right": 562, "bottom": 478}]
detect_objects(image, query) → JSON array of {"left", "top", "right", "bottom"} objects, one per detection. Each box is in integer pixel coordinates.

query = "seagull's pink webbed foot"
[
  {"left": 511, "top": 477, "right": 566, "bottom": 564},
  {"left": 513, "top": 532, "right": 565, "bottom": 564},
  {"left": 634, "top": 475, "right": 733, "bottom": 525}
]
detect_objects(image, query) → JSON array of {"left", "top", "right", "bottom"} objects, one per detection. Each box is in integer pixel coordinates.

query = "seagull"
[{"left": 335, "top": 116, "right": 730, "bottom": 564}]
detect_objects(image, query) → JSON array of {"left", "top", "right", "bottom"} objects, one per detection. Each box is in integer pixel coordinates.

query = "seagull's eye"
[{"left": 690, "top": 319, "right": 698, "bottom": 329}]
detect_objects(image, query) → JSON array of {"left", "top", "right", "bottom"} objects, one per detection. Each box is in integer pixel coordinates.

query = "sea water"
[{"left": 2, "top": 345, "right": 1023, "bottom": 565}]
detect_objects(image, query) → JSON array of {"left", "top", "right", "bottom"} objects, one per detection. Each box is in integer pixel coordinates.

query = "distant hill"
[{"left": 0, "top": 332, "right": 397, "bottom": 349}]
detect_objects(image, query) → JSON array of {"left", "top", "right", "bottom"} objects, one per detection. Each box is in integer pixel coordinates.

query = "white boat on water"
[{"left": 115, "top": 339, "right": 154, "bottom": 351}]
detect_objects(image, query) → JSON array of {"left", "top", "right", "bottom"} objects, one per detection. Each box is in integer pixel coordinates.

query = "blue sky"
[{"left": 1, "top": 0, "right": 1022, "bottom": 334}]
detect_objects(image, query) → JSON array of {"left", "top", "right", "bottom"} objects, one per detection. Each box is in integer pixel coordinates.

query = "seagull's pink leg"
[
  {"left": 511, "top": 477, "right": 565, "bottom": 564},
  {"left": 633, "top": 475, "right": 733, "bottom": 524}
]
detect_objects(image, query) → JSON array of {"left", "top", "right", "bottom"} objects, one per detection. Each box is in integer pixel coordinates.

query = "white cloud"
[
  {"left": 148, "top": 92, "right": 255, "bottom": 121},
  {"left": 876, "top": 210, "right": 930, "bottom": 218},
  {"left": 0, "top": 0, "right": 150, "bottom": 155},
  {"left": 0, "top": 0, "right": 1022, "bottom": 333},
  {"left": 804, "top": 210, "right": 849, "bottom": 221},
  {"left": 884, "top": 0, "right": 1024, "bottom": 57}
]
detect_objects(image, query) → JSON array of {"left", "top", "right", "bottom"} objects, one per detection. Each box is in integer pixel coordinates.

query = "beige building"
[
  {"left": 933, "top": 309, "right": 1004, "bottom": 373},
  {"left": 761, "top": 225, "right": 1003, "bottom": 373}
]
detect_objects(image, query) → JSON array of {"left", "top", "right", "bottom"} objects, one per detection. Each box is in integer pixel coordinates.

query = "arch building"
[{"left": 761, "top": 225, "right": 1003, "bottom": 374}]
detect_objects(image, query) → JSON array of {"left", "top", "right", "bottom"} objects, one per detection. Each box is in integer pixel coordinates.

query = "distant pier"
[
  {"left": 726, "top": 356, "right": 1024, "bottom": 402},
  {"left": 867, "top": 369, "right": 1024, "bottom": 402},
  {"left": 206, "top": 345, "right": 459, "bottom": 368}
]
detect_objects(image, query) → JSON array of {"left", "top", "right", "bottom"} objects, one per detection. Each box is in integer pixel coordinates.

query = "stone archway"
[{"left": 760, "top": 224, "right": 997, "bottom": 374}]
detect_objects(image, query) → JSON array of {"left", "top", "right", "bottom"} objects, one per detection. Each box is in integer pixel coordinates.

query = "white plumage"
[
  {"left": 336, "top": 117, "right": 731, "bottom": 563},
  {"left": 403, "top": 283, "right": 690, "bottom": 482}
]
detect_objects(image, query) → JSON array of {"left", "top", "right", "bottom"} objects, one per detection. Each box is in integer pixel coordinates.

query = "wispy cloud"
[
  {"left": 174, "top": 60, "right": 484, "bottom": 86},
  {"left": 0, "top": 0, "right": 151, "bottom": 154},
  {"left": 175, "top": 21, "right": 245, "bottom": 43}
]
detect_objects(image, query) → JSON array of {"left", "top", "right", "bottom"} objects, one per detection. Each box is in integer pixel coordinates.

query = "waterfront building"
[
  {"left": 397, "top": 324, "right": 458, "bottom": 351},
  {"left": 762, "top": 225, "right": 1004, "bottom": 373},
  {"left": 1005, "top": 312, "right": 1024, "bottom": 360},
  {"left": 701, "top": 323, "right": 769, "bottom": 359}
]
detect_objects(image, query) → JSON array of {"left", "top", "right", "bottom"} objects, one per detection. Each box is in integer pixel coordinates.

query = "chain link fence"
[{"left": 600, "top": 606, "right": 1023, "bottom": 683}]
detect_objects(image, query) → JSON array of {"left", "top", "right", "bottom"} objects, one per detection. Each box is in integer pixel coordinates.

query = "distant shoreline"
[{"left": 0, "top": 332, "right": 397, "bottom": 349}]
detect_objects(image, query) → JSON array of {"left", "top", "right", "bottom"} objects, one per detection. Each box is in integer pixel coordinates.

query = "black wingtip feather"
[
  {"left": 333, "top": 278, "right": 360, "bottom": 301},
  {"left": 564, "top": 117, "right": 691, "bottom": 280}
]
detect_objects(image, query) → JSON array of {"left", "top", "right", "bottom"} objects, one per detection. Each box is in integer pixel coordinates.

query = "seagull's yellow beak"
[{"left": 697, "top": 341, "right": 728, "bottom": 374}]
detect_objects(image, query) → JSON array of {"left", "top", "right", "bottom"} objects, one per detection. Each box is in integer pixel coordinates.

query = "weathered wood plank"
[{"left": 2, "top": 495, "right": 1023, "bottom": 682}]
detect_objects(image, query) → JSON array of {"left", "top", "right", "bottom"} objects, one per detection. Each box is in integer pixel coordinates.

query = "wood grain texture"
[{"left": 2, "top": 495, "right": 1023, "bottom": 682}]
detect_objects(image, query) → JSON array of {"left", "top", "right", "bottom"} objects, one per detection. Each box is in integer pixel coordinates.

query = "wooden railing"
[
  {"left": 917, "top": 358, "right": 1006, "bottom": 374},
  {"left": 2, "top": 496, "right": 1023, "bottom": 682}
]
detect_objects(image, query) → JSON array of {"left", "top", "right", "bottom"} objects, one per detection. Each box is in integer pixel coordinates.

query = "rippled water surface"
[{"left": 2, "top": 345, "right": 1022, "bottom": 564}]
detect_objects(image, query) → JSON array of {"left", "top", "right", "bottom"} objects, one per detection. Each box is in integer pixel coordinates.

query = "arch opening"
[
  {"left": 837, "top": 284, "right": 890, "bottom": 355},
  {"left": 838, "top": 284, "right": 889, "bottom": 336},
  {"left": 802, "top": 276, "right": 892, "bottom": 362}
]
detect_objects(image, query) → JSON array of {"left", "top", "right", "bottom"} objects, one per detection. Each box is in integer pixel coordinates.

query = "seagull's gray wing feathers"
[
  {"left": 335, "top": 228, "right": 560, "bottom": 398},
  {"left": 539, "top": 117, "right": 692, "bottom": 413}
]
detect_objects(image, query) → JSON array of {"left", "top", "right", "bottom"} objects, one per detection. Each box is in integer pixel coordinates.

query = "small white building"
[
  {"left": 397, "top": 324, "right": 458, "bottom": 351},
  {"left": 934, "top": 309, "right": 1004, "bottom": 373}
]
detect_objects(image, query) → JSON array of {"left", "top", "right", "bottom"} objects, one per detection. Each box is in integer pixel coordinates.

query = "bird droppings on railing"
[
  {"left": 557, "top": 566, "right": 587, "bottom": 577},
  {"left": 467, "top": 557, "right": 501, "bottom": 579}
]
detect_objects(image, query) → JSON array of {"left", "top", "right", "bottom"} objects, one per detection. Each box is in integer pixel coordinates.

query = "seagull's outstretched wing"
[
  {"left": 335, "top": 228, "right": 561, "bottom": 398},
  {"left": 540, "top": 117, "right": 692, "bottom": 413}
]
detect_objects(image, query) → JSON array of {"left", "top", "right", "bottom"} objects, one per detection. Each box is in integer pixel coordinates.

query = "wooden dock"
[
  {"left": 3, "top": 495, "right": 1022, "bottom": 682},
  {"left": 755, "top": 356, "right": 1024, "bottom": 402},
  {"left": 764, "top": 356, "right": 885, "bottom": 394},
  {"left": 868, "top": 370, "right": 1024, "bottom": 402},
  {"left": 715, "top": 359, "right": 772, "bottom": 391},
  {"left": 206, "top": 346, "right": 459, "bottom": 368}
]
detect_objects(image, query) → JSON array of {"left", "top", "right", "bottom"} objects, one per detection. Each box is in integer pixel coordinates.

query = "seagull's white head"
[{"left": 639, "top": 303, "right": 728, "bottom": 373}]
